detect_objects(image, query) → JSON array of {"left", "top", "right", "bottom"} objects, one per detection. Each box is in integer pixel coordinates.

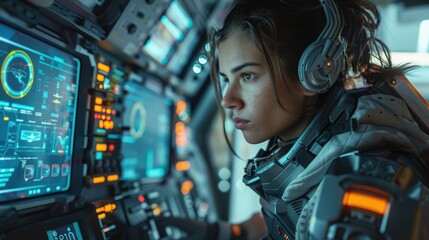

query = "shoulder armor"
[{"left": 299, "top": 149, "right": 424, "bottom": 240}]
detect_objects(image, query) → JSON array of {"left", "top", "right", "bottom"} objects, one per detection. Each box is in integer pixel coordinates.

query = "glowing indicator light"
[
  {"left": 98, "top": 84, "right": 103, "bottom": 90},
  {"left": 192, "top": 63, "right": 202, "bottom": 74},
  {"left": 342, "top": 190, "right": 389, "bottom": 215},
  {"left": 176, "top": 100, "right": 187, "bottom": 115},
  {"left": 326, "top": 61, "right": 332, "bottom": 68},
  {"left": 96, "top": 143, "right": 107, "bottom": 152},
  {"left": 181, "top": 180, "right": 194, "bottom": 195},
  {"left": 97, "top": 74, "right": 105, "bottom": 82},
  {"left": 104, "top": 204, "right": 112, "bottom": 213},
  {"left": 106, "top": 109, "right": 112, "bottom": 114},
  {"left": 93, "top": 176, "right": 106, "bottom": 184},
  {"left": 3, "top": 117, "right": 9, "bottom": 121},
  {"left": 95, "top": 97, "right": 103, "bottom": 105},
  {"left": 99, "top": 120, "right": 104, "bottom": 129},
  {"left": 198, "top": 54, "right": 208, "bottom": 64},
  {"left": 98, "top": 63, "right": 110, "bottom": 73},
  {"left": 94, "top": 105, "right": 102, "bottom": 112},
  {"left": 205, "top": 42, "right": 211, "bottom": 52},
  {"left": 175, "top": 161, "right": 191, "bottom": 171},
  {"left": 107, "top": 174, "right": 119, "bottom": 182},
  {"left": 98, "top": 213, "right": 106, "bottom": 220},
  {"left": 152, "top": 206, "right": 162, "bottom": 216},
  {"left": 138, "top": 195, "right": 145, "bottom": 203},
  {"left": 231, "top": 225, "right": 242, "bottom": 236},
  {"left": 96, "top": 207, "right": 104, "bottom": 213},
  {"left": 108, "top": 144, "right": 115, "bottom": 151},
  {"left": 175, "top": 122, "right": 186, "bottom": 135}
]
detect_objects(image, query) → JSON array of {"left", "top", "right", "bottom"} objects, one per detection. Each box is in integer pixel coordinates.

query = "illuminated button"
[
  {"left": 93, "top": 176, "right": 106, "bottom": 184},
  {"left": 98, "top": 63, "right": 110, "bottom": 73},
  {"left": 192, "top": 63, "right": 202, "bottom": 74},
  {"left": 205, "top": 42, "right": 211, "bottom": 52},
  {"left": 107, "top": 174, "right": 119, "bottom": 182},
  {"left": 104, "top": 204, "right": 112, "bottom": 212},
  {"left": 152, "top": 206, "right": 162, "bottom": 216},
  {"left": 95, "top": 97, "right": 103, "bottom": 105},
  {"left": 176, "top": 100, "right": 187, "bottom": 115},
  {"left": 98, "top": 213, "right": 106, "bottom": 220},
  {"left": 96, "top": 207, "right": 104, "bottom": 213},
  {"left": 175, "top": 122, "right": 186, "bottom": 135},
  {"left": 108, "top": 144, "right": 115, "bottom": 151},
  {"left": 98, "top": 120, "right": 104, "bottom": 129},
  {"left": 94, "top": 105, "right": 102, "bottom": 112},
  {"left": 106, "top": 108, "right": 112, "bottom": 114},
  {"left": 231, "top": 225, "right": 241, "bottom": 236},
  {"left": 175, "top": 136, "right": 188, "bottom": 147},
  {"left": 108, "top": 121, "right": 113, "bottom": 129},
  {"left": 198, "top": 54, "right": 208, "bottom": 64},
  {"left": 96, "top": 143, "right": 107, "bottom": 152},
  {"left": 175, "top": 161, "right": 191, "bottom": 171},
  {"left": 181, "top": 180, "right": 194, "bottom": 195},
  {"left": 97, "top": 74, "right": 105, "bottom": 82}
]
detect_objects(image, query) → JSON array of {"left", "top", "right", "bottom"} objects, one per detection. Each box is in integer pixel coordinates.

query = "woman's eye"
[{"left": 241, "top": 72, "right": 254, "bottom": 81}]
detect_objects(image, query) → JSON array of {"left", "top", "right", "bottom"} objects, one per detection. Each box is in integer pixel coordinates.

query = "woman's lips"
[{"left": 233, "top": 117, "right": 250, "bottom": 129}]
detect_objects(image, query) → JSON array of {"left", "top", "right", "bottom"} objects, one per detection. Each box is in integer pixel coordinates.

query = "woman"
[{"left": 208, "top": 0, "right": 429, "bottom": 239}]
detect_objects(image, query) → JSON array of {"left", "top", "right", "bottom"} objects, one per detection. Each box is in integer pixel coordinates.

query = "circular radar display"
[
  {"left": 1, "top": 50, "right": 34, "bottom": 98},
  {"left": 129, "top": 102, "right": 146, "bottom": 139}
]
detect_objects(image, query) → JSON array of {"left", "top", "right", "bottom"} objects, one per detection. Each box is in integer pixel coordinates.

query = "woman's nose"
[{"left": 221, "top": 85, "right": 243, "bottom": 110}]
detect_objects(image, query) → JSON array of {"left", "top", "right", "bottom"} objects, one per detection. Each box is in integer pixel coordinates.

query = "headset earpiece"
[{"left": 298, "top": 0, "right": 346, "bottom": 93}]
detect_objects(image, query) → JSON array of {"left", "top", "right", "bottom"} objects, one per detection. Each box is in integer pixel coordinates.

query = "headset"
[{"left": 298, "top": 0, "right": 347, "bottom": 93}]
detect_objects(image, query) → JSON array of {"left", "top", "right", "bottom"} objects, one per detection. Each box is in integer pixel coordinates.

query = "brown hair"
[{"left": 209, "top": 0, "right": 411, "bottom": 107}]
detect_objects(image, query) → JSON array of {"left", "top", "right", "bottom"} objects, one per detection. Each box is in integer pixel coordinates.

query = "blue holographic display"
[
  {"left": 121, "top": 82, "right": 172, "bottom": 181},
  {"left": 0, "top": 23, "right": 80, "bottom": 202}
]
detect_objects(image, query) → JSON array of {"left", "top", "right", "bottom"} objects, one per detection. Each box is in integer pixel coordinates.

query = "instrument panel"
[{"left": 0, "top": 0, "right": 218, "bottom": 239}]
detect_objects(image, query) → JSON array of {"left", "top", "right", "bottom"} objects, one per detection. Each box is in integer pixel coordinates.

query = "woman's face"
[{"left": 218, "top": 30, "right": 316, "bottom": 144}]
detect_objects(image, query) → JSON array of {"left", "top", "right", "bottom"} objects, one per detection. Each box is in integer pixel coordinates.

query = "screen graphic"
[
  {"left": 46, "top": 221, "right": 84, "bottom": 240},
  {"left": 121, "top": 82, "right": 172, "bottom": 182},
  {"left": 142, "top": 0, "right": 193, "bottom": 65},
  {"left": 0, "top": 23, "right": 80, "bottom": 202}
]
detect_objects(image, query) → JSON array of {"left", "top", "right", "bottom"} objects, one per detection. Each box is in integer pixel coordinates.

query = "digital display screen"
[
  {"left": 0, "top": 23, "right": 80, "bottom": 202},
  {"left": 46, "top": 222, "right": 84, "bottom": 240},
  {"left": 121, "top": 82, "right": 172, "bottom": 181},
  {"left": 142, "top": 0, "right": 193, "bottom": 65}
]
